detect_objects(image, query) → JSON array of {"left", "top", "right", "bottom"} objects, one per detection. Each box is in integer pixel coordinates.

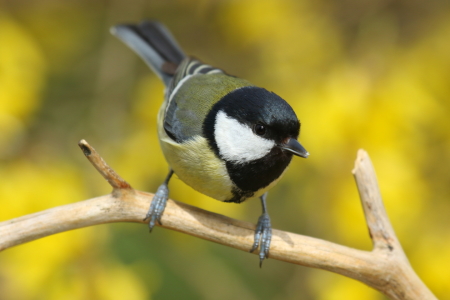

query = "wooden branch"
[
  {"left": 352, "top": 150, "right": 435, "bottom": 299},
  {"left": 0, "top": 142, "right": 436, "bottom": 300}
]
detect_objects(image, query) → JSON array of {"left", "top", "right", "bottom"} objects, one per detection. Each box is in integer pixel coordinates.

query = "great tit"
[{"left": 111, "top": 21, "right": 308, "bottom": 265}]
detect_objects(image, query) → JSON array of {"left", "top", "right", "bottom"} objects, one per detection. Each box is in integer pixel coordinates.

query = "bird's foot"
[
  {"left": 143, "top": 183, "right": 169, "bottom": 232},
  {"left": 250, "top": 212, "right": 272, "bottom": 267}
]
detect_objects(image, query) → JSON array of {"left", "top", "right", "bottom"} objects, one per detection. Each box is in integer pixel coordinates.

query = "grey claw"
[
  {"left": 144, "top": 183, "right": 169, "bottom": 231},
  {"left": 250, "top": 212, "right": 272, "bottom": 267}
]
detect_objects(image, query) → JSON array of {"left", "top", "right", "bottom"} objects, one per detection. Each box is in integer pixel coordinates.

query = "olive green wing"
[{"left": 164, "top": 58, "right": 253, "bottom": 142}]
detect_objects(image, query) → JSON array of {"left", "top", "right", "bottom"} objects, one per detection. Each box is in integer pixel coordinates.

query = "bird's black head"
[{"left": 203, "top": 86, "right": 308, "bottom": 202}]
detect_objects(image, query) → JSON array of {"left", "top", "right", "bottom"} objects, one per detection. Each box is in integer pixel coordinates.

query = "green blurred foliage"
[{"left": 1, "top": 0, "right": 449, "bottom": 299}]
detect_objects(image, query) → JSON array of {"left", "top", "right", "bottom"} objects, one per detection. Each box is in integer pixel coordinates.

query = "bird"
[{"left": 111, "top": 21, "right": 308, "bottom": 266}]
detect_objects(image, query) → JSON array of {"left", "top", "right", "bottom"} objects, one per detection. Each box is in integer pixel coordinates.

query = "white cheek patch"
[{"left": 214, "top": 110, "right": 275, "bottom": 163}]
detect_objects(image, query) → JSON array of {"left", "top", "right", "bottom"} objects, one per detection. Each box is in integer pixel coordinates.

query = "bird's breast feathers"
[{"left": 159, "top": 130, "right": 235, "bottom": 201}]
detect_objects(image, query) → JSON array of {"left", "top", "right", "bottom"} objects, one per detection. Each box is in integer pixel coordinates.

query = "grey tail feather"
[{"left": 111, "top": 21, "right": 186, "bottom": 86}]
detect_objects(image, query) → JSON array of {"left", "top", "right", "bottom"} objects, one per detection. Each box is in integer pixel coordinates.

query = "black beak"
[{"left": 280, "top": 138, "right": 309, "bottom": 158}]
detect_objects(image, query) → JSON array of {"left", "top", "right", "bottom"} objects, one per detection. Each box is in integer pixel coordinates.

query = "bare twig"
[
  {"left": 353, "top": 149, "right": 399, "bottom": 252},
  {"left": 78, "top": 139, "right": 132, "bottom": 191},
  {"left": 0, "top": 142, "right": 436, "bottom": 300}
]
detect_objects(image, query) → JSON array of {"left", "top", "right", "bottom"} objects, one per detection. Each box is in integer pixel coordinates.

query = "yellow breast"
[{"left": 157, "top": 105, "right": 234, "bottom": 201}]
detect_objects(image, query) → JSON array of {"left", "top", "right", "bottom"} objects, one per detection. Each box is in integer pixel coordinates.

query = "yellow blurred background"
[{"left": 1, "top": 0, "right": 449, "bottom": 299}]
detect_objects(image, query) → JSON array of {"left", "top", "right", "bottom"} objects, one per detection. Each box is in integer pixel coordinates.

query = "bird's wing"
[
  {"left": 166, "top": 58, "right": 224, "bottom": 97},
  {"left": 163, "top": 58, "right": 252, "bottom": 142}
]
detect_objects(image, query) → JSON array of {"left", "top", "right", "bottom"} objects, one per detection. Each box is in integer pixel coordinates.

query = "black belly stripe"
[{"left": 224, "top": 188, "right": 254, "bottom": 203}]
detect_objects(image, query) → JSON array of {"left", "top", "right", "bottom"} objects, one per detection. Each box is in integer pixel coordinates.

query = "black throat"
[{"left": 224, "top": 148, "right": 293, "bottom": 203}]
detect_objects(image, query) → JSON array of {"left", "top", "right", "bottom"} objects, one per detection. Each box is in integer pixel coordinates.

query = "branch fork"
[{"left": 0, "top": 140, "right": 436, "bottom": 300}]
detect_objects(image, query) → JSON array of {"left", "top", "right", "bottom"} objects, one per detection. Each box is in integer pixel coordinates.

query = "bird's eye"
[{"left": 254, "top": 123, "right": 266, "bottom": 136}]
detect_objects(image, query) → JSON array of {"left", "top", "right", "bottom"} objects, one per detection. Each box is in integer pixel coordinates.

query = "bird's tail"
[{"left": 111, "top": 21, "right": 186, "bottom": 86}]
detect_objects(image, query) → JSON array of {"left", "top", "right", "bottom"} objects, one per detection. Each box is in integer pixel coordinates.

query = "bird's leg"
[
  {"left": 144, "top": 169, "right": 174, "bottom": 232},
  {"left": 250, "top": 192, "right": 272, "bottom": 267}
]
